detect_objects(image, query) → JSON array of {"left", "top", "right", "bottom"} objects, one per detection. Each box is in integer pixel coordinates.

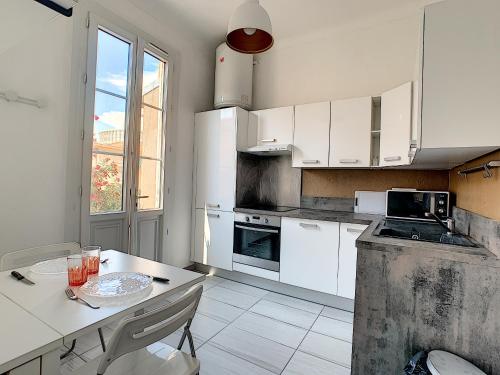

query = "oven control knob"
[
  {"left": 438, "top": 208, "right": 444, "bottom": 214},
  {"left": 438, "top": 200, "right": 445, "bottom": 205},
  {"left": 264, "top": 218, "right": 269, "bottom": 224},
  {"left": 245, "top": 217, "right": 250, "bottom": 222}
]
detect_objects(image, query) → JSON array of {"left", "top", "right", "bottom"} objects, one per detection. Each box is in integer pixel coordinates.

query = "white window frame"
[{"left": 80, "top": 12, "right": 172, "bottom": 253}]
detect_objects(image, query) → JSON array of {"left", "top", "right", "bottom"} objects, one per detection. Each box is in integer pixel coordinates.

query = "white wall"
[
  {"left": 0, "top": 14, "right": 73, "bottom": 255},
  {"left": 0, "top": 0, "right": 214, "bottom": 267},
  {"left": 253, "top": 12, "right": 421, "bottom": 110}
]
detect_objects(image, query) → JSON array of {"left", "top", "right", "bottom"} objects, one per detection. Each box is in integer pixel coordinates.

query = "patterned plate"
[
  {"left": 30, "top": 258, "right": 68, "bottom": 275},
  {"left": 80, "top": 272, "right": 153, "bottom": 304}
]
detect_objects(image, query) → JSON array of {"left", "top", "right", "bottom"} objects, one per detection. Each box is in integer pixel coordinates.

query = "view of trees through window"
[{"left": 90, "top": 29, "right": 167, "bottom": 214}]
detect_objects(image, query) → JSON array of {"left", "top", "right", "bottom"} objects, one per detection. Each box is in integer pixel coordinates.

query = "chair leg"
[
  {"left": 98, "top": 328, "right": 106, "bottom": 352},
  {"left": 60, "top": 339, "right": 76, "bottom": 360},
  {"left": 186, "top": 328, "right": 196, "bottom": 358}
]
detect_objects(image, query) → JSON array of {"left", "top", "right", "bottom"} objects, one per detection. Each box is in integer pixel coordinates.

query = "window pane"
[
  {"left": 140, "top": 106, "right": 162, "bottom": 159},
  {"left": 93, "top": 91, "right": 126, "bottom": 154},
  {"left": 91, "top": 154, "right": 124, "bottom": 214},
  {"left": 96, "top": 30, "right": 130, "bottom": 96},
  {"left": 137, "top": 158, "right": 162, "bottom": 210},
  {"left": 142, "top": 52, "right": 165, "bottom": 108}
]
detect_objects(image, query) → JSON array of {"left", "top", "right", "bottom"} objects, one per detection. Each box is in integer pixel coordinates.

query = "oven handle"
[{"left": 235, "top": 225, "right": 279, "bottom": 234}]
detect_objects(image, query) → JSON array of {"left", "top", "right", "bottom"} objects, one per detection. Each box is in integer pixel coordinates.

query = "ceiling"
[{"left": 129, "top": 0, "right": 441, "bottom": 45}]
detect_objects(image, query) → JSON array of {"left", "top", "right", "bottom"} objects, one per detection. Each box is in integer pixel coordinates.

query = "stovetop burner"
[{"left": 238, "top": 205, "right": 298, "bottom": 212}]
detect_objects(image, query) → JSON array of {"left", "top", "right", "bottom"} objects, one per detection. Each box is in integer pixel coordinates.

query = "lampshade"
[{"left": 227, "top": 0, "right": 273, "bottom": 54}]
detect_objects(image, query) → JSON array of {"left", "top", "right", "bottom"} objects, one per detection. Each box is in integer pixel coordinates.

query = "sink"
[{"left": 374, "top": 219, "right": 478, "bottom": 248}]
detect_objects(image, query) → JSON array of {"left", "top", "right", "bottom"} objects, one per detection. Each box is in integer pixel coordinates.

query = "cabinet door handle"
[
  {"left": 302, "top": 160, "right": 320, "bottom": 164},
  {"left": 299, "top": 223, "right": 319, "bottom": 229},
  {"left": 235, "top": 225, "right": 279, "bottom": 234},
  {"left": 384, "top": 156, "right": 402, "bottom": 162},
  {"left": 206, "top": 203, "right": 220, "bottom": 209},
  {"left": 347, "top": 228, "right": 364, "bottom": 234},
  {"left": 339, "top": 159, "right": 359, "bottom": 164},
  {"left": 207, "top": 213, "right": 220, "bottom": 218},
  {"left": 260, "top": 138, "right": 277, "bottom": 143}
]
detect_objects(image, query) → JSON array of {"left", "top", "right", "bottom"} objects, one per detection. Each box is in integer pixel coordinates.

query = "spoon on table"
[{"left": 65, "top": 287, "right": 100, "bottom": 309}]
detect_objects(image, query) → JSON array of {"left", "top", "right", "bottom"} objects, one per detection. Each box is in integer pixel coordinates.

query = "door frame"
[{"left": 80, "top": 12, "right": 173, "bottom": 260}]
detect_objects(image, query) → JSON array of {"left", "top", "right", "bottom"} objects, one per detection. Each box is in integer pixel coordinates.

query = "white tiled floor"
[{"left": 61, "top": 274, "right": 354, "bottom": 375}]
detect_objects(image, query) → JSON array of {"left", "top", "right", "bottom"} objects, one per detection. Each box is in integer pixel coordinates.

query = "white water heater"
[{"left": 214, "top": 42, "right": 253, "bottom": 110}]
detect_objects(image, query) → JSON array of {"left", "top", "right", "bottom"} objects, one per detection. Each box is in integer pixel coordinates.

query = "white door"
[
  {"left": 193, "top": 209, "right": 234, "bottom": 270},
  {"left": 337, "top": 223, "right": 368, "bottom": 299},
  {"left": 330, "top": 97, "right": 372, "bottom": 167},
  {"left": 251, "top": 106, "right": 294, "bottom": 146},
  {"left": 81, "top": 16, "right": 170, "bottom": 260},
  {"left": 194, "top": 109, "right": 237, "bottom": 212},
  {"left": 280, "top": 218, "right": 339, "bottom": 295},
  {"left": 130, "top": 43, "right": 169, "bottom": 260},
  {"left": 292, "top": 102, "right": 330, "bottom": 168},
  {"left": 379, "top": 82, "right": 413, "bottom": 167}
]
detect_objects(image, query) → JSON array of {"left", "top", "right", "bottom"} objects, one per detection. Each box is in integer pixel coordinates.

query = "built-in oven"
[{"left": 233, "top": 213, "right": 281, "bottom": 272}]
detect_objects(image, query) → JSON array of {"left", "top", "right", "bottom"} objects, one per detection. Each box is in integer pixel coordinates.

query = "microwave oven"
[{"left": 386, "top": 190, "right": 451, "bottom": 221}]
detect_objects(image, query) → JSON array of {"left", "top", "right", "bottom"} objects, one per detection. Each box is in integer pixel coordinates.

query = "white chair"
[
  {"left": 75, "top": 284, "right": 203, "bottom": 375},
  {"left": 0, "top": 242, "right": 106, "bottom": 359},
  {"left": 0, "top": 242, "right": 81, "bottom": 271}
]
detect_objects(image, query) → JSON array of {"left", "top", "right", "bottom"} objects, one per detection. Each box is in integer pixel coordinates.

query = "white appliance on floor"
[
  {"left": 426, "top": 350, "right": 486, "bottom": 375},
  {"left": 214, "top": 42, "right": 253, "bottom": 110}
]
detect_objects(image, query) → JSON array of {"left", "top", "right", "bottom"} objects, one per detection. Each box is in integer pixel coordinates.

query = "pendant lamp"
[{"left": 226, "top": 0, "right": 273, "bottom": 54}]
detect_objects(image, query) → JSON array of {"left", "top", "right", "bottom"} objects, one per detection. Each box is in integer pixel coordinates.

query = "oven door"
[{"left": 233, "top": 222, "right": 280, "bottom": 272}]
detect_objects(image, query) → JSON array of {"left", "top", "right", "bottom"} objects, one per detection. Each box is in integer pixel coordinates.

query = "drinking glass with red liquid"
[
  {"left": 82, "top": 246, "right": 101, "bottom": 275},
  {"left": 67, "top": 255, "right": 88, "bottom": 287}
]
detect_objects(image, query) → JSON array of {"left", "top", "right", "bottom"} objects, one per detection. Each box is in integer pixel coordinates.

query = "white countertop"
[
  {"left": 0, "top": 250, "right": 205, "bottom": 346},
  {"left": 0, "top": 293, "right": 62, "bottom": 373}
]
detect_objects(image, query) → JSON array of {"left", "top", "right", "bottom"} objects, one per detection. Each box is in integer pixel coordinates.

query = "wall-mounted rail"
[
  {"left": 0, "top": 90, "right": 45, "bottom": 109},
  {"left": 458, "top": 160, "right": 500, "bottom": 178}
]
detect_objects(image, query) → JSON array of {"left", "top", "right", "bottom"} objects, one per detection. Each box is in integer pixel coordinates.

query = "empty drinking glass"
[
  {"left": 82, "top": 246, "right": 101, "bottom": 275},
  {"left": 67, "top": 254, "right": 88, "bottom": 286}
]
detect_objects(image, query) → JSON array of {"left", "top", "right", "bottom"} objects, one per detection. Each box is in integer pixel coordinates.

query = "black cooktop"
[{"left": 238, "top": 205, "right": 298, "bottom": 212}]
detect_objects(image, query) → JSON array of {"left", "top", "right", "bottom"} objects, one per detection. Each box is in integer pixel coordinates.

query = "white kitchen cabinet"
[
  {"left": 194, "top": 209, "right": 234, "bottom": 271},
  {"left": 292, "top": 102, "right": 330, "bottom": 168},
  {"left": 330, "top": 97, "right": 372, "bottom": 167},
  {"left": 379, "top": 82, "right": 413, "bottom": 167},
  {"left": 250, "top": 106, "right": 294, "bottom": 146},
  {"left": 280, "top": 218, "right": 339, "bottom": 295},
  {"left": 337, "top": 223, "right": 368, "bottom": 300},
  {"left": 421, "top": 0, "right": 500, "bottom": 150},
  {"left": 194, "top": 108, "right": 246, "bottom": 211}
]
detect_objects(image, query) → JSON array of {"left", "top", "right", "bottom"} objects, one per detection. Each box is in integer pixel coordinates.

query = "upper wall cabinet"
[
  {"left": 330, "top": 97, "right": 372, "bottom": 168},
  {"left": 293, "top": 102, "right": 330, "bottom": 168},
  {"left": 194, "top": 107, "right": 248, "bottom": 212},
  {"left": 379, "top": 82, "right": 413, "bottom": 167},
  {"left": 421, "top": 0, "right": 500, "bottom": 150},
  {"left": 250, "top": 106, "right": 294, "bottom": 146}
]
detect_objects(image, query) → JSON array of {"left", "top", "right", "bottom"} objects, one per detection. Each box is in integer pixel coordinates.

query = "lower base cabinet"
[
  {"left": 193, "top": 209, "right": 234, "bottom": 271},
  {"left": 280, "top": 218, "right": 340, "bottom": 295},
  {"left": 337, "top": 223, "right": 368, "bottom": 299}
]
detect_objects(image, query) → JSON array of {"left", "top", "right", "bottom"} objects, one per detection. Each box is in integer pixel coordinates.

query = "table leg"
[
  {"left": 59, "top": 339, "right": 76, "bottom": 359},
  {"left": 98, "top": 328, "right": 106, "bottom": 352}
]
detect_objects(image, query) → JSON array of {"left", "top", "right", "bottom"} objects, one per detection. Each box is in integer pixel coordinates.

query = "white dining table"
[
  {"left": 0, "top": 294, "right": 62, "bottom": 374},
  {"left": 0, "top": 250, "right": 205, "bottom": 374}
]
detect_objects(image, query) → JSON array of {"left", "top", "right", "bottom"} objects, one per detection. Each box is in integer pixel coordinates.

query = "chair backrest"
[
  {"left": 97, "top": 284, "right": 203, "bottom": 375},
  {"left": 0, "top": 242, "right": 81, "bottom": 271}
]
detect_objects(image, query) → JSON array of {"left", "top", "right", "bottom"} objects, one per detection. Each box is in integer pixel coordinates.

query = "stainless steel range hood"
[{"left": 243, "top": 144, "right": 293, "bottom": 156}]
